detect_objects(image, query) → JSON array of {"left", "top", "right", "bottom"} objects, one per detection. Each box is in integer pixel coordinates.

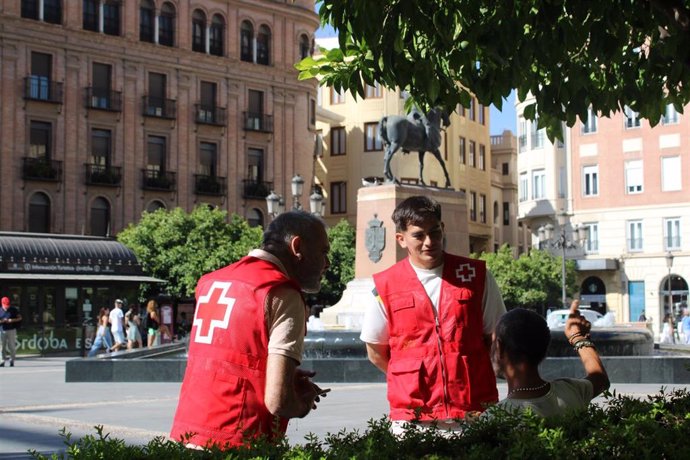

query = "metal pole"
[
  {"left": 561, "top": 232, "right": 567, "bottom": 307},
  {"left": 667, "top": 266, "right": 672, "bottom": 316}
]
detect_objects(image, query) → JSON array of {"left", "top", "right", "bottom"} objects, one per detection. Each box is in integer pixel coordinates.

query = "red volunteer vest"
[
  {"left": 373, "top": 253, "right": 498, "bottom": 421},
  {"left": 170, "top": 256, "right": 300, "bottom": 448}
]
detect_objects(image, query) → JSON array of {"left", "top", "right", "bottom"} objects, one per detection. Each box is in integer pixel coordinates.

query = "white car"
[{"left": 546, "top": 309, "right": 604, "bottom": 329}]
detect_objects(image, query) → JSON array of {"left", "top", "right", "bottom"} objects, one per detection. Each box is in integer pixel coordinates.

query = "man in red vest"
[
  {"left": 360, "top": 195, "right": 506, "bottom": 434},
  {"left": 170, "top": 211, "right": 331, "bottom": 448}
]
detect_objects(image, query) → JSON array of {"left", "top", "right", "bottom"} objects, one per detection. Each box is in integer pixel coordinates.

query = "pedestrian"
[
  {"left": 0, "top": 296, "right": 22, "bottom": 367},
  {"left": 170, "top": 211, "right": 331, "bottom": 449},
  {"left": 359, "top": 195, "right": 506, "bottom": 434},
  {"left": 486, "top": 300, "right": 610, "bottom": 417},
  {"left": 681, "top": 309, "right": 690, "bottom": 345},
  {"left": 145, "top": 300, "right": 161, "bottom": 347},
  {"left": 88, "top": 307, "right": 113, "bottom": 357},
  {"left": 109, "top": 299, "right": 125, "bottom": 352},
  {"left": 660, "top": 313, "right": 675, "bottom": 344},
  {"left": 125, "top": 305, "right": 143, "bottom": 350}
]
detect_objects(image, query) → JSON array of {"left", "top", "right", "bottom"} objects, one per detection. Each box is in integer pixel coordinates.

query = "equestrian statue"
[{"left": 378, "top": 107, "right": 452, "bottom": 188}]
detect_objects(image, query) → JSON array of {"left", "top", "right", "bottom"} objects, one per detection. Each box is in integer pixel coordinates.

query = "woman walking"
[
  {"left": 88, "top": 307, "right": 113, "bottom": 357},
  {"left": 145, "top": 300, "right": 161, "bottom": 347}
]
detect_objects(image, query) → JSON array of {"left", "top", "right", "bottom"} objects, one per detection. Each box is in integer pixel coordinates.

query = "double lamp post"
[
  {"left": 538, "top": 211, "right": 590, "bottom": 308},
  {"left": 265, "top": 174, "right": 325, "bottom": 218}
]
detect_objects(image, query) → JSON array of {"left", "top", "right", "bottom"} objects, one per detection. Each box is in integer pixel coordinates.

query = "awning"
[{"left": 0, "top": 273, "right": 164, "bottom": 282}]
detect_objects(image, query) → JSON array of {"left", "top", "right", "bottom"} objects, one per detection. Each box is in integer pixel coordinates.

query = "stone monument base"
[{"left": 319, "top": 277, "right": 373, "bottom": 330}]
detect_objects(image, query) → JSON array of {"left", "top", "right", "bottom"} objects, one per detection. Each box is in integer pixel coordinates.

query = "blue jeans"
[{"left": 88, "top": 330, "right": 113, "bottom": 357}]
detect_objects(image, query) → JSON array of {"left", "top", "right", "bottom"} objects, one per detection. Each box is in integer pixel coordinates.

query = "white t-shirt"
[
  {"left": 109, "top": 308, "right": 124, "bottom": 333},
  {"left": 359, "top": 259, "right": 506, "bottom": 345},
  {"left": 487, "top": 378, "right": 594, "bottom": 418}
]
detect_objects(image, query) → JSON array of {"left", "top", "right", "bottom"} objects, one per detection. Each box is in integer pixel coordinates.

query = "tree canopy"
[
  {"left": 476, "top": 245, "right": 577, "bottom": 312},
  {"left": 117, "top": 206, "right": 263, "bottom": 299},
  {"left": 317, "top": 219, "right": 356, "bottom": 306},
  {"left": 299, "top": 1, "right": 690, "bottom": 139}
]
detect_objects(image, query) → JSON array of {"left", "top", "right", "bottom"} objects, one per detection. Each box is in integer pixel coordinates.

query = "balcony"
[
  {"left": 86, "top": 87, "right": 122, "bottom": 112},
  {"left": 24, "top": 77, "right": 63, "bottom": 104},
  {"left": 22, "top": 157, "right": 62, "bottom": 182},
  {"left": 141, "top": 169, "right": 176, "bottom": 191},
  {"left": 242, "top": 179, "right": 273, "bottom": 199},
  {"left": 194, "top": 174, "right": 226, "bottom": 196},
  {"left": 243, "top": 112, "right": 273, "bottom": 132},
  {"left": 195, "top": 104, "right": 226, "bottom": 126},
  {"left": 142, "top": 96, "right": 176, "bottom": 119},
  {"left": 84, "top": 164, "right": 122, "bottom": 186}
]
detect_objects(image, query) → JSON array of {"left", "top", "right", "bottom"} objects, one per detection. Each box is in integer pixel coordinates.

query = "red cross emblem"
[
  {"left": 193, "top": 281, "right": 236, "bottom": 344},
  {"left": 455, "top": 263, "right": 476, "bottom": 282}
]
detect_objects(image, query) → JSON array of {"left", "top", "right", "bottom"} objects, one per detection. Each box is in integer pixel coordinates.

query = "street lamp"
[
  {"left": 666, "top": 251, "right": 674, "bottom": 317},
  {"left": 266, "top": 174, "right": 317, "bottom": 219},
  {"left": 309, "top": 188, "right": 324, "bottom": 216},
  {"left": 291, "top": 174, "right": 304, "bottom": 210},
  {"left": 538, "top": 211, "right": 590, "bottom": 308}
]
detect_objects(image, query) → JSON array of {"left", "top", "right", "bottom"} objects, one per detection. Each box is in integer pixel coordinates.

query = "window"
[
  {"left": 331, "top": 127, "right": 346, "bottom": 155},
  {"left": 584, "top": 223, "right": 599, "bottom": 253},
  {"left": 91, "top": 129, "right": 111, "bottom": 166},
  {"left": 247, "top": 148, "right": 264, "bottom": 183},
  {"left": 28, "top": 192, "right": 51, "bottom": 233},
  {"left": 583, "top": 165, "right": 599, "bottom": 196},
  {"left": 459, "top": 137, "right": 466, "bottom": 164},
  {"left": 518, "top": 118, "right": 527, "bottom": 151},
  {"left": 240, "top": 21, "right": 253, "bottom": 62},
  {"left": 159, "top": 3, "right": 175, "bottom": 47},
  {"left": 103, "top": 1, "right": 120, "bottom": 36},
  {"left": 30, "top": 121, "right": 52, "bottom": 158},
  {"left": 627, "top": 220, "right": 643, "bottom": 252},
  {"left": 469, "top": 141, "right": 476, "bottom": 167},
  {"left": 558, "top": 166, "right": 566, "bottom": 198},
  {"left": 309, "top": 98, "right": 316, "bottom": 126},
  {"left": 493, "top": 201, "right": 499, "bottom": 221},
  {"left": 147, "top": 72, "right": 166, "bottom": 116},
  {"left": 661, "top": 156, "right": 681, "bottom": 191},
  {"left": 330, "top": 181, "right": 347, "bottom": 214},
  {"left": 662, "top": 104, "right": 679, "bottom": 125},
  {"left": 331, "top": 87, "right": 346, "bottom": 104},
  {"left": 246, "top": 89, "right": 264, "bottom": 129},
  {"left": 624, "top": 106, "right": 640, "bottom": 129},
  {"left": 478, "top": 144, "right": 486, "bottom": 170},
  {"left": 199, "top": 142, "right": 218, "bottom": 177},
  {"left": 140, "top": 0, "right": 155, "bottom": 42},
  {"left": 519, "top": 173, "right": 528, "bottom": 201},
  {"left": 90, "top": 197, "right": 110, "bottom": 236},
  {"left": 502, "top": 202, "right": 510, "bottom": 225},
  {"left": 23, "top": 0, "right": 61, "bottom": 24},
  {"left": 147, "top": 200, "right": 166, "bottom": 212},
  {"left": 531, "top": 117, "right": 544, "bottom": 148},
  {"left": 625, "top": 160, "right": 643, "bottom": 194},
  {"left": 478, "top": 104, "right": 485, "bottom": 125},
  {"left": 531, "top": 169, "right": 545, "bottom": 199},
  {"left": 83, "top": 0, "right": 98, "bottom": 31},
  {"left": 469, "top": 191, "right": 477, "bottom": 221},
  {"left": 29, "top": 52, "right": 52, "bottom": 101},
  {"left": 299, "top": 34, "right": 311, "bottom": 59},
  {"left": 192, "top": 10, "right": 206, "bottom": 53},
  {"left": 365, "top": 82, "right": 382, "bottom": 99},
  {"left": 90, "top": 62, "right": 113, "bottom": 109},
  {"left": 479, "top": 194, "right": 486, "bottom": 223},
  {"left": 147, "top": 136, "right": 166, "bottom": 172},
  {"left": 197, "top": 81, "right": 217, "bottom": 123},
  {"left": 257, "top": 25, "right": 271, "bottom": 65},
  {"left": 664, "top": 217, "right": 681, "bottom": 250},
  {"left": 468, "top": 98, "right": 476, "bottom": 121},
  {"left": 364, "top": 123, "right": 382, "bottom": 151},
  {"left": 581, "top": 107, "right": 597, "bottom": 134},
  {"left": 210, "top": 14, "right": 225, "bottom": 56},
  {"left": 502, "top": 162, "right": 509, "bottom": 175}
]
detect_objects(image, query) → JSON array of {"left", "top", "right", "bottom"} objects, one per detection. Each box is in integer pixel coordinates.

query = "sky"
[{"left": 314, "top": 26, "right": 517, "bottom": 136}]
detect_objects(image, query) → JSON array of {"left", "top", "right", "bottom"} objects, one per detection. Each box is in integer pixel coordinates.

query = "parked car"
[{"left": 546, "top": 309, "right": 604, "bottom": 329}]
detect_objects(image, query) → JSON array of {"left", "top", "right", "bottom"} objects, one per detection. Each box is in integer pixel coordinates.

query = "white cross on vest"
[
  {"left": 193, "top": 281, "right": 236, "bottom": 344},
  {"left": 455, "top": 263, "right": 476, "bottom": 282}
]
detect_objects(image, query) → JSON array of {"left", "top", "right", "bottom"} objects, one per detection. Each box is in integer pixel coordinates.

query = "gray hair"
[{"left": 262, "top": 211, "right": 325, "bottom": 253}]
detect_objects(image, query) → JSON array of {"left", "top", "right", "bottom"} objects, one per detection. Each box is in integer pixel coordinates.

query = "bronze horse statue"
[{"left": 378, "top": 108, "right": 452, "bottom": 188}]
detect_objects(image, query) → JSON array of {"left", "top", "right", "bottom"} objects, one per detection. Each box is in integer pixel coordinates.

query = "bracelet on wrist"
[
  {"left": 568, "top": 332, "right": 591, "bottom": 345},
  {"left": 572, "top": 339, "right": 596, "bottom": 351}
]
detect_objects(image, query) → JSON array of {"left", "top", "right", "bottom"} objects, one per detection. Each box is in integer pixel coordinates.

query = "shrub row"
[{"left": 33, "top": 389, "right": 690, "bottom": 460}]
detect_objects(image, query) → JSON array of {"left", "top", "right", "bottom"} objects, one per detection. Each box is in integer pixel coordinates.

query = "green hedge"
[{"left": 32, "top": 389, "right": 690, "bottom": 460}]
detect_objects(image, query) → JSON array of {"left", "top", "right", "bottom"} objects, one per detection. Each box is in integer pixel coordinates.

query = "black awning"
[{"left": 0, "top": 232, "right": 158, "bottom": 279}]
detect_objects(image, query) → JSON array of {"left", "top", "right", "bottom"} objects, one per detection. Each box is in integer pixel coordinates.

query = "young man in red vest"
[
  {"left": 360, "top": 195, "right": 506, "bottom": 433},
  {"left": 170, "top": 211, "right": 331, "bottom": 448}
]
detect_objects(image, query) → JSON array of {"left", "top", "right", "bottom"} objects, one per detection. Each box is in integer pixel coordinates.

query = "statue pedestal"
[{"left": 320, "top": 183, "right": 467, "bottom": 329}]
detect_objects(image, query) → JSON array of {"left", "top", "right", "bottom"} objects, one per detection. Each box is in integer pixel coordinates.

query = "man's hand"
[
  {"left": 564, "top": 300, "right": 591, "bottom": 344},
  {"left": 293, "top": 368, "right": 330, "bottom": 416}
]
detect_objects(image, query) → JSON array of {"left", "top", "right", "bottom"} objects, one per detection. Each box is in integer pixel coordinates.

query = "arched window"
[
  {"left": 257, "top": 25, "right": 271, "bottom": 65},
  {"left": 210, "top": 14, "right": 225, "bottom": 56},
  {"left": 146, "top": 200, "right": 166, "bottom": 213},
  {"left": 139, "top": 0, "right": 155, "bottom": 42},
  {"left": 247, "top": 208, "right": 263, "bottom": 228},
  {"left": 192, "top": 10, "right": 206, "bottom": 53},
  {"left": 299, "top": 33, "right": 311, "bottom": 59},
  {"left": 240, "top": 20, "right": 253, "bottom": 62},
  {"left": 159, "top": 2, "right": 175, "bottom": 47},
  {"left": 28, "top": 192, "right": 51, "bottom": 233},
  {"left": 90, "top": 197, "right": 111, "bottom": 236}
]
